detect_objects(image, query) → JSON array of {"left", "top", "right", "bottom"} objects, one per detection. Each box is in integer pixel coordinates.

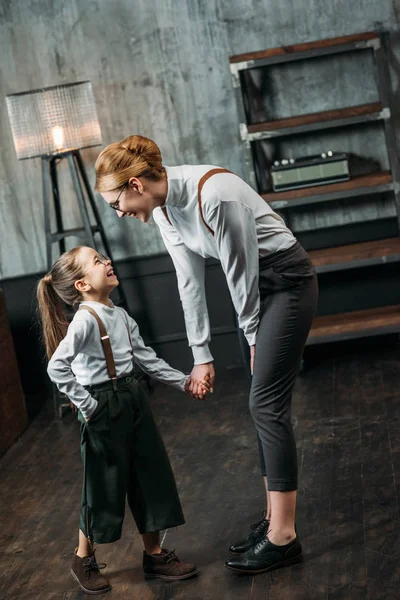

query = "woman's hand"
[
  {"left": 186, "top": 362, "right": 215, "bottom": 399},
  {"left": 250, "top": 345, "right": 256, "bottom": 376}
]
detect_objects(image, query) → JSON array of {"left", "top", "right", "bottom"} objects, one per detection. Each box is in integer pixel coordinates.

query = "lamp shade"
[{"left": 6, "top": 81, "right": 102, "bottom": 160}]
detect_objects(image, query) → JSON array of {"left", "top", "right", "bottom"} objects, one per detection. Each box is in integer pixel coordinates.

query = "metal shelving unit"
[{"left": 229, "top": 31, "right": 400, "bottom": 344}]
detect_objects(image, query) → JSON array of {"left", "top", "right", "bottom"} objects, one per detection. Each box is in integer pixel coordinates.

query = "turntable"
[{"left": 270, "top": 152, "right": 349, "bottom": 192}]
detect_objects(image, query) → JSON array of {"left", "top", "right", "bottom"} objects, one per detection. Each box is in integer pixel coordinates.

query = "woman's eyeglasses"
[{"left": 109, "top": 184, "right": 127, "bottom": 211}]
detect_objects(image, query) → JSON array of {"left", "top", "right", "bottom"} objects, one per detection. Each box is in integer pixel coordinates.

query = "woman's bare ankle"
[{"left": 267, "top": 528, "right": 296, "bottom": 546}]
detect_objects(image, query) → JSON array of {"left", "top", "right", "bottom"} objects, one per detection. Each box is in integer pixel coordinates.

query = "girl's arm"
[
  {"left": 127, "top": 316, "right": 188, "bottom": 391},
  {"left": 47, "top": 315, "right": 98, "bottom": 419}
]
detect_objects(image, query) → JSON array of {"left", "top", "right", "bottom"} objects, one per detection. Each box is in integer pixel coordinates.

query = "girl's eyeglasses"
[
  {"left": 82, "top": 253, "right": 111, "bottom": 277},
  {"left": 96, "top": 253, "right": 110, "bottom": 265}
]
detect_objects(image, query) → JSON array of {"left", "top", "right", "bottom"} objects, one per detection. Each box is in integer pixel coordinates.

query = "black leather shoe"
[
  {"left": 225, "top": 535, "right": 302, "bottom": 574},
  {"left": 229, "top": 512, "right": 269, "bottom": 554}
]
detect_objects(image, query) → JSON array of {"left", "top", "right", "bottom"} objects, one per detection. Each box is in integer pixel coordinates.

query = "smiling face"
[
  {"left": 74, "top": 247, "right": 119, "bottom": 301},
  {"left": 101, "top": 176, "right": 167, "bottom": 222}
]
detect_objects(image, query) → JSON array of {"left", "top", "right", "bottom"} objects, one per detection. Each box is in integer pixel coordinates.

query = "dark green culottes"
[{"left": 77, "top": 374, "right": 185, "bottom": 544}]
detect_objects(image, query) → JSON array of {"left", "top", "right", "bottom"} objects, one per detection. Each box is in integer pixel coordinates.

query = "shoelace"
[
  {"left": 250, "top": 510, "right": 268, "bottom": 533},
  {"left": 163, "top": 549, "right": 180, "bottom": 564},
  {"left": 254, "top": 538, "right": 268, "bottom": 552},
  {"left": 84, "top": 553, "right": 107, "bottom": 574}
]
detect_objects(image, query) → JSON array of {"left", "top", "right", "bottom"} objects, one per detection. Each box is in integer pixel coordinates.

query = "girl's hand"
[
  {"left": 250, "top": 345, "right": 256, "bottom": 376},
  {"left": 185, "top": 375, "right": 210, "bottom": 400},
  {"left": 189, "top": 362, "right": 215, "bottom": 399}
]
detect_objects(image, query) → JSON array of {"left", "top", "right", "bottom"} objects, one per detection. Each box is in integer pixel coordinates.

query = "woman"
[{"left": 94, "top": 135, "right": 318, "bottom": 574}]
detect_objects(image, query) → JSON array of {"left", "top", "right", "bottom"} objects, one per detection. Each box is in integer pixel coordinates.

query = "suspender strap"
[
  {"left": 197, "top": 168, "right": 233, "bottom": 236},
  {"left": 161, "top": 206, "right": 172, "bottom": 225},
  {"left": 79, "top": 305, "right": 117, "bottom": 381},
  {"left": 161, "top": 168, "right": 234, "bottom": 236}
]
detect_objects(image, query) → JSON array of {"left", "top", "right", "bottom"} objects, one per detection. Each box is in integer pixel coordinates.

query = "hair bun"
[
  {"left": 95, "top": 135, "right": 164, "bottom": 192},
  {"left": 120, "top": 135, "right": 163, "bottom": 172}
]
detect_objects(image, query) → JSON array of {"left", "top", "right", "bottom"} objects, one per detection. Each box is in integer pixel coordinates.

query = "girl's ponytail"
[
  {"left": 36, "top": 246, "right": 84, "bottom": 358},
  {"left": 37, "top": 274, "right": 69, "bottom": 358}
]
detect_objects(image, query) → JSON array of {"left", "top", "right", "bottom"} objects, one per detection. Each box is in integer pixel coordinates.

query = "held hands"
[{"left": 185, "top": 362, "right": 215, "bottom": 400}]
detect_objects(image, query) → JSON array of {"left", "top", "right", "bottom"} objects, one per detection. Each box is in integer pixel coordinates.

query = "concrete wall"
[{"left": 1, "top": 0, "right": 400, "bottom": 278}]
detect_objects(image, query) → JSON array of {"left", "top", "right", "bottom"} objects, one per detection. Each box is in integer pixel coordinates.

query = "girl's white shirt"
[
  {"left": 153, "top": 165, "right": 297, "bottom": 364},
  {"left": 47, "top": 300, "right": 187, "bottom": 419}
]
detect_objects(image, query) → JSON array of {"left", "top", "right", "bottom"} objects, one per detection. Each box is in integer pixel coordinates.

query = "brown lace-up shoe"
[
  {"left": 143, "top": 548, "right": 198, "bottom": 580},
  {"left": 70, "top": 548, "right": 111, "bottom": 594}
]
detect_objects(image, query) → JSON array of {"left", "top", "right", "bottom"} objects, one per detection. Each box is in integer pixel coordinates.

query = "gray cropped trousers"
[{"left": 238, "top": 241, "right": 318, "bottom": 492}]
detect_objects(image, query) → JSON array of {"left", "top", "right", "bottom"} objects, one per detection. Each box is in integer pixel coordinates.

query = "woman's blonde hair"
[
  {"left": 95, "top": 135, "right": 165, "bottom": 193},
  {"left": 36, "top": 247, "right": 85, "bottom": 358}
]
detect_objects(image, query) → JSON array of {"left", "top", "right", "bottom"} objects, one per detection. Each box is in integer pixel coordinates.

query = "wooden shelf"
[
  {"left": 247, "top": 103, "right": 386, "bottom": 140},
  {"left": 307, "top": 305, "right": 400, "bottom": 345},
  {"left": 262, "top": 171, "right": 393, "bottom": 209},
  {"left": 309, "top": 238, "right": 400, "bottom": 273},
  {"left": 229, "top": 31, "right": 379, "bottom": 64}
]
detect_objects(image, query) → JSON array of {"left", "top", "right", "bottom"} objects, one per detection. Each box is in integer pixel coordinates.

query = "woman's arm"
[
  {"left": 47, "top": 316, "right": 98, "bottom": 420},
  {"left": 207, "top": 199, "right": 261, "bottom": 348},
  {"left": 154, "top": 207, "right": 215, "bottom": 372}
]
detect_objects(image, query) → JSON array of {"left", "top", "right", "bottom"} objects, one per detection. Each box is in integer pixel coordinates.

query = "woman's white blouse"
[{"left": 153, "top": 165, "right": 296, "bottom": 364}]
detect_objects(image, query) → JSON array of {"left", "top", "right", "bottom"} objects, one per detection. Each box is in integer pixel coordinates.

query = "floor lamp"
[{"left": 6, "top": 81, "right": 127, "bottom": 416}]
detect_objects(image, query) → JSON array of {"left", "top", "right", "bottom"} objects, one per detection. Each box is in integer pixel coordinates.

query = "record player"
[{"left": 270, "top": 151, "right": 349, "bottom": 192}]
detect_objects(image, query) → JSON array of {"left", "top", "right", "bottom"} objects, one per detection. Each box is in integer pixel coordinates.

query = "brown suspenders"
[
  {"left": 161, "top": 206, "right": 172, "bottom": 225},
  {"left": 162, "top": 168, "right": 233, "bottom": 236},
  {"left": 78, "top": 305, "right": 133, "bottom": 387},
  {"left": 197, "top": 168, "right": 232, "bottom": 236}
]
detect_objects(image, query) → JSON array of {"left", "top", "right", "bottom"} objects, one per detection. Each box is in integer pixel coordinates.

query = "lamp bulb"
[{"left": 52, "top": 126, "right": 64, "bottom": 151}]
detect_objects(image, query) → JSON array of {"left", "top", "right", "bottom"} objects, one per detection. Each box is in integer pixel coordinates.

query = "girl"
[
  {"left": 37, "top": 245, "right": 207, "bottom": 595},
  {"left": 94, "top": 135, "right": 318, "bottom": 575}
]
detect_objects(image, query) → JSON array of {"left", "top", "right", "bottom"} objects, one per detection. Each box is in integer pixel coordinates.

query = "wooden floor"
[{"left": 1, "top": 343, "right": 400, "bottom": 599}]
